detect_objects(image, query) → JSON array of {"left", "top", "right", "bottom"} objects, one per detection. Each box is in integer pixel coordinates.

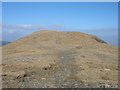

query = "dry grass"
[{"left": 2, "top": 30, "right": 118, "bottom": 88}]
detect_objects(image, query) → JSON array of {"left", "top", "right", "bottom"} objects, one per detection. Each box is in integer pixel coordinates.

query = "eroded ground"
[{"left": 1, "top": 31, "right": 118, "bottom": 88}]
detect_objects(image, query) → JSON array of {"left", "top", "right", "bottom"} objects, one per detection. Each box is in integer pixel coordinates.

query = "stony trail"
[
  {"left": 31, "top": 47, "right": 86, "bottom": 88},
  {"left": 2, "top": 30, "right": 118, "bottom": 88}
]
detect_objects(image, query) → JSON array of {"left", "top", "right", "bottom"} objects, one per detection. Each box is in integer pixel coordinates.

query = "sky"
[{"left": 2, "top": 2, "right": 118, "bottom": 46}]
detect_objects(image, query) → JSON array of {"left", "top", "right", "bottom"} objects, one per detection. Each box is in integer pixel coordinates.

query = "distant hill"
[{"left": 0, "top": 41, "right": 11, "bottom": 46}]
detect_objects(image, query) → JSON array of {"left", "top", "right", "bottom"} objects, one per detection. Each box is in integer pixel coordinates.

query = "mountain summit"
[
  {"left": 3, "top": 30, "right": 107, "bottom": 49},
  {"left": 2, "top": 30, "right": 118, "bottom": 88}
]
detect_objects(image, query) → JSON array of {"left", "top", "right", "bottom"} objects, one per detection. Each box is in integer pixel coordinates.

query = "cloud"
[
  {"left": 1, "top": 24, "right": 70, "bottom": 42},
  {"left": 80, "top": 28, "right": 118, "bottom": 34},
  {"left": 1, "top": 24, "right": 118, "bottom": 46},
  {"left": 84, "top": 28, "right": 118, "bottom": 46},
  {"left": 2, "top": 30, "right": 28, "bottom": 42},
  {"left": 7, "top": 30, "right": 17, "bottom": 34},
  {"left": 1, "top": 24, "right": 68, "bottom": 31},
  {"left": 0, "top": 30, "right": 2, "bottom": 41}
]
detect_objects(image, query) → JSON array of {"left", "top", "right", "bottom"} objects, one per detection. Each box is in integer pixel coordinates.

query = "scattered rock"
[
  {"left": 101, "top": 76, "right": 110, "bottom": 80},
  {"left": 7, "top": 71, "right": 26, "bottom": 78},
  {"left": 41, "top": 78, "right": 46, "bottom": 80},
  {"left": 100, "top": 83, "right": 112, "bottom": 88},
  {"left": 2, "top": 73, "right": 7, "bottom": 76},
  {"left": 61, "top": 56, "right": 64, "bottom": 59},
  {"left": 2, "top": 30, "right": 118, "bottom": 88},
  {"left": 104, "top": 69, "right": 110, "bottom": 71}
]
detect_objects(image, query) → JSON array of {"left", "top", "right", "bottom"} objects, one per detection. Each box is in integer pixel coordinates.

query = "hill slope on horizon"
[
  {"left": 0, "top": 41, "right": 11, "bottom": 47},
  {"left": 2, "top": 30, "right": 118, "bottom": 88}
]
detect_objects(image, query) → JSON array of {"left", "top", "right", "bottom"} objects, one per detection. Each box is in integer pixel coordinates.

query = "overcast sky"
[{"left": 2, "top": 2, "right": 118, "bottom": 46}]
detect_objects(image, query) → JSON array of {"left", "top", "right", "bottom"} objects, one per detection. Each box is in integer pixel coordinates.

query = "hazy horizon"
[{"left": 2, "top": 2, "right": 118, "bottom": 46}]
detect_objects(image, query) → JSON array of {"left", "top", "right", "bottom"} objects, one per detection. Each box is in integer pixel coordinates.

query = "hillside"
[{"left": 2, "top": 30, "right": 118, "bottom": 88}]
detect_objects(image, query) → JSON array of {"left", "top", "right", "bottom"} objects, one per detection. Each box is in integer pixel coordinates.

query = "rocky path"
[
  {"left": 2, "top": 46, "right": 118, "bottom": 88},
  {"left": 32, "top": 47, "right": 86, "bottom": 88},
  {"left": 3, "top": 47, "right": 87, "bottom": 88},
  {"left": 2, "top": 30, "right": 118, "bottom": 88},
  {"left": 51, "top": 47, "right": 86, "bottom": 88}
]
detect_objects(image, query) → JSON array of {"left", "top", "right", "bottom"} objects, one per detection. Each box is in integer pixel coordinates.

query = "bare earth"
[{"left": 2, "top": 30, "right": 118, "bottom": 88}]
